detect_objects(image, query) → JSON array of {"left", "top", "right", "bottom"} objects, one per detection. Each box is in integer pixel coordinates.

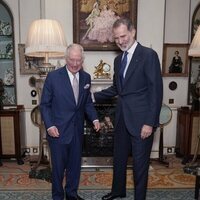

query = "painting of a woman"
[
  {"left": 168, "top": 50, "right": 183, "bottom": 73},
  {"left": 73, "top": 0, "right": 137, "bottom": 50},
  {"left": 82, "top": 2, "right": 101, "bottom": 40},
  {"left": 85, "top": 4, "right": 120, "bottom": 43}
]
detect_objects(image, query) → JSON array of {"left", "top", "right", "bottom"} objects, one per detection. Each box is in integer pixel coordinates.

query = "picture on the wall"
[
  {"left": 187, "top": 3, "right": 200, "bottom": 109},
  {"left": 18, "top": 44, "right": 43, "bottom": 75},
  {"left": 73, "top": 0, "right": 137, "bottom": 51},
  {"left": 162, "top": 43, "right": 189, "bottom": 77},
  {"left": 187, "top": 58, "right": 200, "bottom": 106},
  {"left": 191, "top": 3, "right": 200, "bottom": 39}
]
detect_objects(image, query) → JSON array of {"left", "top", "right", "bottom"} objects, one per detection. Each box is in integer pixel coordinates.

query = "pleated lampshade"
[
  {"left": 25, "top": 19, "right": 67, "bottom": 75},
  {"left": 189, "top": 26, "right": 200, "bottom": 57}
]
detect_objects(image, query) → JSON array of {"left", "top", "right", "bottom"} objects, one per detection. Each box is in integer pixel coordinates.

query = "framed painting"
[
  {"left": 187, "top": 3, "right": 200, "bottom": 107},
  {"left": 187, "top": 57, "right": 200, "bottom": 105},
  {"left": 18, "top": 44, "right": 44, "bottom": 75},
  {"left": 191, "top": 3, "right": 200, "bottom": 39},
  {"left": 162, "top": 43, "right": 189, "bottom": 77},
  {"left": 73, "top": 0, "right": 137, "bottom": 51}
]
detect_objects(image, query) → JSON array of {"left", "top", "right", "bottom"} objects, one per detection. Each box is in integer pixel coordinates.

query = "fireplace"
[
  {"left": 81, "top": 101, "right": 117, "bottom": 167},
  {"left": 81, "top": 81, "right": 132, "bottom": 167},
  {"left": 83, "top": 102, "right": 115, "bottom": 155},
  {"left": 83, "top": 132, "right": 114, "bottom": 156}
]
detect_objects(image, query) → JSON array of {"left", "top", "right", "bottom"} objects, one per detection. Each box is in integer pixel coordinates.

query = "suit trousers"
[
  {"left": 48, "top": 131, "right": 82, "bottom": 200},
  {"left": 111, "top": 114, "right": 154, "bottom": 200}
]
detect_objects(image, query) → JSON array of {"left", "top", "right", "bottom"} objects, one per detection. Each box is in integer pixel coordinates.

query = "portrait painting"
[
  {"left": 162, "top": 44, "right": 189, "bottom": 77},
  {"left": 191, "top": 3, "right": 200, "bottom": 38},
  {"left": 188, "top": 58, "right": 200, "bottom": 105},
  {"left": 187, "top": 3, "right": 200, "bottom": 107},
  {"left": 73, "top": 0, "right": 137, "bottom": 51}
]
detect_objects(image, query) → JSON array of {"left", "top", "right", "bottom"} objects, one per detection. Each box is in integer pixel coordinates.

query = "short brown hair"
[{"left": 113, "top": 17, "right": 135, "bottom": 31}]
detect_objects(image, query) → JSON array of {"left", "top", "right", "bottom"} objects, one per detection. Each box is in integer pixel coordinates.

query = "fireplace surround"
[{"left": 81, "top": 101, "right": 117, "bottom": 167}]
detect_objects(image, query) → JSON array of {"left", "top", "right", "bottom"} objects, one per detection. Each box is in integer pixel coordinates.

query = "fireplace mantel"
[{"left": 91, "top": 80, "right": 112, "bottom": 93}]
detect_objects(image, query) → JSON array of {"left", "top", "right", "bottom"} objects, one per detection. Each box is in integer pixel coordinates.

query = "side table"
[{"left": 0, "top": 106, "right": 24, "bottom": 165}]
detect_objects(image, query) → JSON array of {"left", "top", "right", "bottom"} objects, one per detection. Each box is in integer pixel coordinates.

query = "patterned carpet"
[
  {"left": 0, "top": 156, "right": 195, "bottom": 190},
  {"left": 80, "top": 166, "right": 195, "bottom": 189},
  {"left": 0, "top": 156, "right": 197, "bottom": 199},
  {"left": 0, "top": 189, "right": 195, "bottom": 200}
]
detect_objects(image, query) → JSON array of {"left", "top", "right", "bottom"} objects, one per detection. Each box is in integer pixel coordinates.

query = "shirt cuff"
[
  {"left": 47, "top": 126, "right": 56, "bottom": 131},
  {"left": 93, "top": 119, "right": 99, "bottom": 124},
  {"left": 91, "top": 92, "right": 96, "bottom": 102}
]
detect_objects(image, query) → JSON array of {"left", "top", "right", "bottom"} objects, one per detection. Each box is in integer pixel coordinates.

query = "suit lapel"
[
  {"left": 123, "top": 44, "right": 142, "bottom": 86},
  {"left": 59, "top": 66, "right": 76, "bottom": 104},
  {"left": 77, "top": 69, "right": 85, "bottom": 106},
  {"left": 59, "top": 67, "right": 86, "bottom": 106}
]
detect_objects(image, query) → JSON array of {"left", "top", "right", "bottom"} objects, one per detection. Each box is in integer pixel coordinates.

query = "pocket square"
[{"left": 84, "top": 84, "right": 90, "bottom": 89}]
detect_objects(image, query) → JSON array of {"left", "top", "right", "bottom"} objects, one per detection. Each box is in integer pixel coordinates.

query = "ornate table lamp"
[
  {"left": 25, "top": 19, "right": 66, "bottom": 179},
  {"left": 25, "top": 19, "right": 67, "bottom": 77},
  {"left": 25, "top": 19, "right": 67, "bottom": 99}
]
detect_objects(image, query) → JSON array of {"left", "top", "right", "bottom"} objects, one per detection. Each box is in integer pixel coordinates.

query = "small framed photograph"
[
  {"left": 18, "top": 44, "right": 44, "bottom": 75},
  {"left": 73, "top": 0, "right": 137, "bottom": 51},
  {"left": 162, "top": 44, "right": 189, "bottom": 77}
]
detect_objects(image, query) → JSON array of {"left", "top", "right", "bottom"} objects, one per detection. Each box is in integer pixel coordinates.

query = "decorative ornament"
[{"left": 93, "top": 60, "right": 111, "bottom": 80}]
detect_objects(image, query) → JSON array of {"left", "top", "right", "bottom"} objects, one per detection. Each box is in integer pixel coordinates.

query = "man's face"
[
  {"left": 113, "top": 24, "right": 136, "bottom": 51},
  {"left": 66, "top": 49, "right": 83, "bottom": 74}
]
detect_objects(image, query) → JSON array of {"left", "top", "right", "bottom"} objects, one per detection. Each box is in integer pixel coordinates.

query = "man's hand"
[
  {"left": 141, "top": 124, "right": 153, "bottom": 139},
  {"left": 93, "top": 120, "right": 100, "bottom": 132},
  {"left": 47, "top": 126, "right": 60, "bottom": 137}
]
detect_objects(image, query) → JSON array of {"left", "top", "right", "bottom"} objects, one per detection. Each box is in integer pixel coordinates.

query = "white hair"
[{"left": 65, "top": 43, "right": 85, "bottom": 60}]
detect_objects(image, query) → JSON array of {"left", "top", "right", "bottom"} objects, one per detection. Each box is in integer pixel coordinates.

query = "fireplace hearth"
[
  {"left": 81, "top": 102, "right": 116, "bottom": 167},
  {"left": 83, "top": 132, "right": 114, "bottom": 156}
]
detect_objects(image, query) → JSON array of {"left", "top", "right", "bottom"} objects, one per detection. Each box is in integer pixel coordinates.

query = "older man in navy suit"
[
  {"left": 94, "top": 18, "right": 163, "bottom": 200},
  {"left": 40, "top": 44, "right": 100, "bottom": 200}
]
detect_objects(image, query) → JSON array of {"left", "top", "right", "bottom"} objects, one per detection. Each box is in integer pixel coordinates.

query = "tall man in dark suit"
[
  {"left": 94, "top": 18, "right": 163, "bottom": 200},
  {"left": 40, "top": 43, "right": 100, "bottom": 200}
]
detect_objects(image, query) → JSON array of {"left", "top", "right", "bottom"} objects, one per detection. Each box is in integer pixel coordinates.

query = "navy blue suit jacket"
[
  {"left": 94, "top": 43, "right": 163, "bottom": 135},
  {"left": 40, "top": 66, "right": 98, "bottom": 144}
]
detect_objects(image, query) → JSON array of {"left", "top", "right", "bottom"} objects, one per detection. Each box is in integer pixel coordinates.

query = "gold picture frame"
[
  {"left": 162, "top": 43, "right": 189, "bottom": 77},
  {"left": 18, "top": 44, "right": 44, "bottom": 75},
  {"left": 187, "top": 3, "right": 200, "bottom": 106},
  {"left": 73, "top": 0, "right": 137, "bottom": 51}
]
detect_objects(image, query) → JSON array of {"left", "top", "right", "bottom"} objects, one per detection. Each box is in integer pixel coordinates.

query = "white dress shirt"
[
  {"left": 123, "top": 41, "right": 138, "bottom": 78},
  {"left": 66, "top": 67, "right": 79, "bottom": 85}
]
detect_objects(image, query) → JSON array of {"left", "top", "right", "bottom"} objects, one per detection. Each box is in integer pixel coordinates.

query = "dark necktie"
[
  {"left": 72, "top": 74, "right": 79, "bottom": 104},
  {"left": 119, "top": 51, "right": 128, "bottom": 86}
]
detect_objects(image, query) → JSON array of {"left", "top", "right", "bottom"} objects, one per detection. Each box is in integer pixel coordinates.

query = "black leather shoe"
[
  {"left": 66, "top": 194, "right": 84, "bottom": 200},
  {"left": 102, "top": 192, "right": 126, "bottom": 200},
  {"left": 76, "top": 195, "right": 84, "bottom": 200}
]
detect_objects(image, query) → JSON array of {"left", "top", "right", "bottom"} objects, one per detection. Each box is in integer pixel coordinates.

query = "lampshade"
[
  {"left": 25, "top": 19, "right": 67, "bottom": 76},
  {"left": 25, "top": 19, "right": 67, "bottom": 59},
  {"left": 188, "top": 26, "right": 200, "bottom": 57}
]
